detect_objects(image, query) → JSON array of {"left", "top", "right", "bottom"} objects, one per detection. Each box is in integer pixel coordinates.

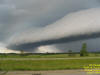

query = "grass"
[
  {"left": 0, "top": 53, "right": 100, "bottom": 58},
  {"left": 0, "top": 53, "right": 100, "bottom": 71},
  {"left": 0, "top": 58, "right": 100, "bottom": 71},
  {"left": 0, "top": 54, "right": 77, "bottom": 58}
]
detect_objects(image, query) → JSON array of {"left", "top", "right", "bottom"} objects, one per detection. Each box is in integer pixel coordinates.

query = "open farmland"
[{"left": 0, "top": 58, "right": 100, "bottom": 71}]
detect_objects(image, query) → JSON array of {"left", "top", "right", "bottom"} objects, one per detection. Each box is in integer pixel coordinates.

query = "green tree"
[
  {"left": 20, "top": 50, "right": 24, "bottom": 55},
  {"left": 68, "top": 50, "right": 73, "bottom": 56},
  {"left": 80, "top": 43, "right": 88, "bottom": 56}
]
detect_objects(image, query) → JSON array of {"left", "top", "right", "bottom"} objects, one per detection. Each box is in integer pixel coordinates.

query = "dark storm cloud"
[
  {"left": 7, "top": 8, "right": 100, "bottom": 48},
  {"left": 0, "top": 0, "right": 99, "bottom": 52},
  {"left": 56, "top": 38, "right": 100, "bottom": 53},
  {"left": 7, "top": 32, "right": 100, "bottom": 51}
]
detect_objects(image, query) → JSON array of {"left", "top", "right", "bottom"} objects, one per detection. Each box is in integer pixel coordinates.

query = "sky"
[{"left": 0, "top": 0, "right": 100, "bottom": 53}]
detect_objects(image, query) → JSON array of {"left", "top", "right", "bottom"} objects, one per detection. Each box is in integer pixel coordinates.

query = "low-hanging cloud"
[
  {"left": 0, "top": 0, "right": 100, "bottom": 52},
  {"left": 7, "top": 8, "right": 100, "bottom": 50}
]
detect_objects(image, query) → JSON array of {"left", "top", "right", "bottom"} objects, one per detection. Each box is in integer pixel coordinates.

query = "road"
[
  {"left": 1, "top": 70, "right": 100, "bottom": 75},
  {"left": 0, "top": 70, "right": 87, "bottom": 75}
]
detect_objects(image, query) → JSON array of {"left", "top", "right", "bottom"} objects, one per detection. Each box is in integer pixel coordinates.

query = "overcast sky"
[{"left": 0, "top": 0, "right": 100, "bottom": 52}]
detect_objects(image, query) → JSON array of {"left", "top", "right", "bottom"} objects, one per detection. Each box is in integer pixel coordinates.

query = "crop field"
[{"left": 0, "top": 58, "right": 100, "bottom": 71}]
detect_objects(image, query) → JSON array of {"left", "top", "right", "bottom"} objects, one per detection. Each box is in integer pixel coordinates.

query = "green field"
[
  {"left": 0, "top": 53, "right": 100, "bottom": 71},
  {"left": 0, "top": 53, "right": 100, "bottom": 58},
  {"left": 0, "top": 58, "right": 100, "bottom": 71}
]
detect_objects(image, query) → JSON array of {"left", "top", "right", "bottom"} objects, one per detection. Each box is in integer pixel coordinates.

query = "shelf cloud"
[
  {"left": 7, "top": 8, "right": 100, "bottom": 51},
  {"left": 0, "top": 0, "right": 100, "bottom": 52}
]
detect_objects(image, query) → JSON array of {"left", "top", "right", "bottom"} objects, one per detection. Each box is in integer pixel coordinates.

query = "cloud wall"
[{"left": 7, "top": 8, "right": 100, "bottom": 51}]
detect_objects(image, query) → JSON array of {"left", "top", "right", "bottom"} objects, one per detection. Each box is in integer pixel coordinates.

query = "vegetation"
[
  {"left": 0, "top": 58, "right": 100, "bottom": 71},
  {"left": 0, "top": 52, "right": 100, "bottom": 58},
  {"left": 80, "top": 43, "right": 88, "bottom": 56},
  {"left": 20, "top": 50, "right": 24, "bottom": 55},
  {"left": 68, "top": 50, "right": 73, "bottom": 56}
]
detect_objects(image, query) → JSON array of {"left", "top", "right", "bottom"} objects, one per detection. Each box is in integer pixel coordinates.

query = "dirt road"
[{"left": 0, "top": 70, "right": 87, "bottom": 75}]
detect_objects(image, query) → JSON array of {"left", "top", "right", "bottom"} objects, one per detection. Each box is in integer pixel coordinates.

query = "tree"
[
  {"left": 68, "top": 50, "right": 73, "bottom": 56},
  {"left": 80, "top": 43, "right": 88, "bottom": 56},
  {"left": 20, "top": 50, "right": 24, "bottom": 55}
]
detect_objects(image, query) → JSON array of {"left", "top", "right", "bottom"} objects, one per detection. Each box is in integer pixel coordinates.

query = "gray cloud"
[
  {"left": 7, "top": 8, "right": 100, "bottom": 51},
  {"left": 0, "top": 0, "right": 99, "bottom": 52},
  {"left": 56, "top": 38, "right": 100, "bottom": 52}
]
